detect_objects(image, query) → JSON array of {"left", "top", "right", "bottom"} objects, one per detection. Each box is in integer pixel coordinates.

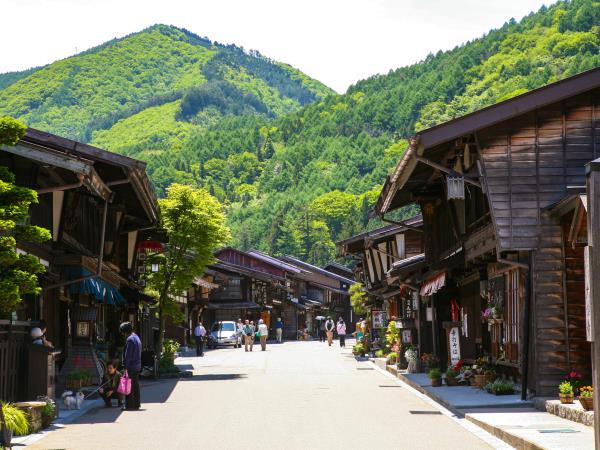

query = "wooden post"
[{"left": 585, "top": 158, "right": 600, "bottom": 450}]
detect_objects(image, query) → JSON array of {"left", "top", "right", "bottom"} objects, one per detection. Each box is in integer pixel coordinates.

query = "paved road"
[{"left": 30, "top": 340, "right": 497, "bottom": 450}]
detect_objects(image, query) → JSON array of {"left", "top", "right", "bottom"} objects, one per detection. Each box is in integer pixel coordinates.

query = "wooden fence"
[{"left": 0, "top": 339, "right": 27, "bottom": 402}]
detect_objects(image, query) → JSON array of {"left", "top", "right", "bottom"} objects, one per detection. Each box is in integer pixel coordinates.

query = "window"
[{"left": 504, "top": 269, "right": 521, "bottom": 364}]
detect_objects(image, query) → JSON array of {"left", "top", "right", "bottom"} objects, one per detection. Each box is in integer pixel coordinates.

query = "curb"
[
  {"left": 394, "top": 371, "right": 465, "bottom": 418},
  {"left": 465, "top": 415, "right": 544, "bottom": 450}
]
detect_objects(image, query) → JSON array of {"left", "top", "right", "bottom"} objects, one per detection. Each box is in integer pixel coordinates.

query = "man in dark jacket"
[{"left": 120, "top": 322, "right": 141, "bottom": 410}]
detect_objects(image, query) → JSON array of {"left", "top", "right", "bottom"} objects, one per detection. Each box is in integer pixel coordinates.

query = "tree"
[
  {"left": 349, "top": 282, "right": 368, "bottom": 317},
  {"left": 0, "top": 117, "right": 51, "bottom": 316},
  {"left": 146, "top": 183, "right": 230, "bottom": 360}
]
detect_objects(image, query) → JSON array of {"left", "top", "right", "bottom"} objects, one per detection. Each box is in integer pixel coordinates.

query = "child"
[{"left": 99, "top": 360, "right": 123, "bottom": 408}]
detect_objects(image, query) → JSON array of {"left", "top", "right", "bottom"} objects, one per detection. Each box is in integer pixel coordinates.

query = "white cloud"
[{"left": 1, "top": 0, "right": 550, "bottom": 92}]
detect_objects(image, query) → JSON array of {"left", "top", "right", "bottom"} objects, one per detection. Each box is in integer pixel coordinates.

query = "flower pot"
[
  {"left": 445, "top": 377, "right": 459, "bottom": 386},
  {"left": 431, "top": 378, "right": 442, "bottom": 387},
  {"left": 41, "top": 414, "right": 53, "bottom": 429},
  {"left": 0, "top": 427, "right": 12, "bottom": 446},
  {"left": 559, "top": 393, "right": 574, "bottom": 404},
  {"left": 473, "top": 374, "right": 486, "bottom": 389},
  {"left": 484, "top": 373, "right": 495, "bottom": 384},
  {"left": 579, "top": 396, "right": 593, "bottom": 411}
]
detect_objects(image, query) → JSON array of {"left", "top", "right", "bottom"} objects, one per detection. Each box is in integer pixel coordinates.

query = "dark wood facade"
[
  {"left": 0, "top": 128, "right": 158, "bottom": 400},
  {"left": 376, "top": 68, "right": 600, "bottom": 396}
]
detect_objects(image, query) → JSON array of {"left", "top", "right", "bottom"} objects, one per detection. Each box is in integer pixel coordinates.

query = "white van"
[{"left": 207, "top": 321, "right": 242, "bottom": 349}]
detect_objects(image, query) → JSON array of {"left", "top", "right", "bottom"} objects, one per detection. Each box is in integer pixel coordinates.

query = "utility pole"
[{"left": 586, "top": 158, "right": 600, "bottom": 450}]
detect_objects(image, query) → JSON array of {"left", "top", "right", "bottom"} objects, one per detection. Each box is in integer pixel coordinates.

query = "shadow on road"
[{"left": 189, "top": 373, "right": 247, "bottom": 381}]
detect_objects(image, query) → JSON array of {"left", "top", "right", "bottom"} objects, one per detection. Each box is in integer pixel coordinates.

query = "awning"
[
  {"left": 206, "top": 302, "right": 261, "bottom": 310},
  {"left": 193, "top": 277, "right": 219, "bottom": 290},
  {"left": 420, "top": 272, "right": 446, "bottom": 296},
  {"left": 67, "top": 267, "right": 126, "bottom": 306}
]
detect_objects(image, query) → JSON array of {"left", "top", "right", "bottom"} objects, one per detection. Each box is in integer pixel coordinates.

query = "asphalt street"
[{"left": 28, "top": 340, "right": 501, "bottom": 450}]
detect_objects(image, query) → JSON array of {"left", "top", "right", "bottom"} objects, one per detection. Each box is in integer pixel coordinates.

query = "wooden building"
[
  {"left": 375, "top": 67, "right": 600, "bottom": 396},
  {"left": 0, "top": 128, "right": 158, "bottom": 400},
  {"left": 280, "top": 255, "right": 354, "bottom": 333},
  {"left": 337, "top": 216, "right": 425, "bottom": 350}
]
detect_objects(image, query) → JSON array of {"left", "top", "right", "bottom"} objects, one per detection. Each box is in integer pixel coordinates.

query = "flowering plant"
[
  {"left": 482, "top": 308, "right": 494, "bottom": 320},
  {"left": 453, "top": 359, "right": 464, "bottom": 372},
  {"left": 579, "top": 385, "right": 593, "bottom": 398},
  {"left": 420, "top": 353, "right": 439, "bottom": 367},
  {"left": 564, "top": 371, "right": 583, "bottom": 394}
]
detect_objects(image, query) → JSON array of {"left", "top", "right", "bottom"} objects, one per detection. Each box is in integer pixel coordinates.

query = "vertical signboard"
[{"left": 449, "top": 327, "right": 461, "bottom": 365}]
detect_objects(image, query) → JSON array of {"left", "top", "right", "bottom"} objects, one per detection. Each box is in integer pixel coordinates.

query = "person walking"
[
  {"left": 193, "top": 321, "right": 206, "bottom": 356},
  {"left": 325, "top": 316, "right": 335, "bottom": 346},
  {"left": 336, "top": 317, "right": 347, "bottom": 348},
  {"left": 275, "top": 317, "right": 283, "bottom": 343},
  {"left": 250, "top": 320, "right": 257, "bottom": 347},
  {"left": 243, "top": 319, "right": 254, "bottom": 352},
  {"left": 236, "top": 318, "right": 244, "bottom": 348},
  {"left": 258, "top": 319, "right": 268, "bottom": 351},
  {"left": 120, "top": 322, "right": 141, "bottom": 411},
  {"left": 319, "top": 319, "right": 326, "bottom": 342}
]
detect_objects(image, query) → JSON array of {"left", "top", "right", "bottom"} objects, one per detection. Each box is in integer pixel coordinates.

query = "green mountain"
[
  {"left": 1, "top": 0, "right": 599, "bottom": 266},
  {"left": 0, "top": 24, "right": 332, "bottom": 143}
]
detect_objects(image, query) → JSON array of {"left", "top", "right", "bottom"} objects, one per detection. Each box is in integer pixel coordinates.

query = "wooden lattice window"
[{"left": 504, "top": 269, "right": 521, "bottom": 364}]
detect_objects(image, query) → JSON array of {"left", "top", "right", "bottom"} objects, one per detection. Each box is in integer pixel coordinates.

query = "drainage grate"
[
  {"left": 356, "top": 367, "right": 374, "bottom": 370},
  {"left": 538, "top": 429, "right": 579, "bottom": 434},
  {"left": 409, "top": 410, "right": 442, "bottom": 415}
]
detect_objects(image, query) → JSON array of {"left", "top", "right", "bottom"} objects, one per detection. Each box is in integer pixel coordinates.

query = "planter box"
[
  {"left": 431, "top": 378, "right": 442, "bottom": 387},
  {"left": 559, "top": 393, "right": 574, "bottom": 404},
  {"left": 472, "top": 374, "right": 486, "bottom": 389},
  {"left": 579, "top": 396, "right": 593, "bottom": 411}
]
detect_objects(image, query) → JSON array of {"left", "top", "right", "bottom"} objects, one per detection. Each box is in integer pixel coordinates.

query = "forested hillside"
[{"left": 1, "top": 0, "right": 599, "bottom": 266}]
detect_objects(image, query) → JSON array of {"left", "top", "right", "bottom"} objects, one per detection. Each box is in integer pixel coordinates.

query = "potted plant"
[
  {"left": 578, "top": 385, "right": 593, "bottom": 411},
  {"left": 471, "top": 357, "right": 489, "bottom": 388},
  {"left": 0, "top": 403, "right": 29, "bottom": 446},
  {"left": 352, "top": 342, "right": 365, "bottom": 357},
  {"left": 428, "top": 368, "right": 442, "bottom": 387},
  {"left": 40, "top": 398, "right": 56, "bottom": 428},
  {"left": 386, "top": 353, "right": 397, "bottom": 365},
  {"left": 559, "top": 381, "right": 574, "bottom": 404},
  {"left": 65, "top": 369, "right": 91, "bottom": 389},
  {"left": 484, "top": 368, "right": 496, "bottom": 385},
  {"left": 420, "top": 353, "right": 439, "bottom": 373},
  {"left": 445, "top": 367, "right": 459, "bottom": 386},
  {"left": 564, "top": 371, "right": 583, "bottom": 396},
  {"left": 484, "top": 379, "right": 515, "bottom": 395}
]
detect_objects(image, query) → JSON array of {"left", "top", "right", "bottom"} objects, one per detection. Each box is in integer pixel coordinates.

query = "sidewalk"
[
  {"left": 397, "top": 372, "right": 533, "bottom": 412},
  {"left": 392, "top": 370, "right": 594, "bottom": 449},
  {"left": 12, "top": 397, "right": 105, "bottom": 447}
]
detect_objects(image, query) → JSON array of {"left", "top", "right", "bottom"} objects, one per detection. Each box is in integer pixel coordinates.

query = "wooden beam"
[
  {"left": 585, "top": 158, "right": 600, "bottom": 449},
  {"left": 415, "top": 155, "right": 481, "bottom": 188},
  {"left": 3, "top": 143, "right": 92, "bottom": 175}
]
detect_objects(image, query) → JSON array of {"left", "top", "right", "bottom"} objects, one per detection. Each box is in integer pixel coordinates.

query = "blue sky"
[{"left": 3, "top": 0, "right": 550, "bottom": 92}]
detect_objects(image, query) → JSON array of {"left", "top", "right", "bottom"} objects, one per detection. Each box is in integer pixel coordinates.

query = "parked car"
[{"left": 207, "top": 321, "right": 242, "bottom": 349}]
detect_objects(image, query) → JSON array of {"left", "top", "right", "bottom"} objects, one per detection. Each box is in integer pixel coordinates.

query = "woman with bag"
[{"left": 120, "top": 322, "right": 141, "bottom": 410}]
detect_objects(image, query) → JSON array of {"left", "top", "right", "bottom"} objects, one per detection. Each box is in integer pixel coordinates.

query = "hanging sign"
[{"left": 449, "top": 327, "right": 461, "bottom": 365}]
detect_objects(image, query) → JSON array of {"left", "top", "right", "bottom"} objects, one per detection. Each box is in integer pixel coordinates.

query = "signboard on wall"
[
  {"left": 449, "top": 327, "right": 461, "bottom": 365},
  {"left": 372, "top": 310, "right": 387, "bottom": 329}
]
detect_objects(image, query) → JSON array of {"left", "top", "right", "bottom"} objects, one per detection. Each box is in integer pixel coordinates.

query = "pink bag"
[{"left": 117, "top": 370, "right": 131, "bottom": 395}]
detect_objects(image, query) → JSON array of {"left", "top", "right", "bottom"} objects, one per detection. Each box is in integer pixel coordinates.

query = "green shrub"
[
  {"left": 1, "top": 403, "right": 29, "bottom": 435},
  {"left": 428, "top": 368, "right": 442, "bottom": 380},
  {"left": 375, "top": 349, "right": 386, "bottom": 358},
  {"left": 446, "top": 368, "right": 458, "bottom": 378},
  {"left": 485, "top": 379, "right": 515, "bottom": 395},
  {"left": 386, "top": 353, "right": 398, "bottom": 364},
  {"left": 559, "top": 381, "right": 573, "bottom": 395}
]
